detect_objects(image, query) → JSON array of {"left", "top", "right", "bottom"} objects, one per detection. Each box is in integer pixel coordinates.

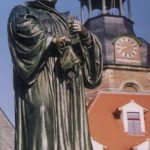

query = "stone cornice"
[{"left": 103, "top": 64, "right": 150, "bottom": 72}]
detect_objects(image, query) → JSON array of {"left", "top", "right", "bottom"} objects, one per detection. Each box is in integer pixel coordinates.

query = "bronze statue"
[{"left": 8, "top": 0, "right": 103, "bottom": 149}]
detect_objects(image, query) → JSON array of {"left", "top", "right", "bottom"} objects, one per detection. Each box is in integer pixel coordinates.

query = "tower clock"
[
  {"left": 83, "top": 0, "right": 150, "bottom": 103},
  {"left": 114, "top": 35, "right": 141, "bottom": 64}
]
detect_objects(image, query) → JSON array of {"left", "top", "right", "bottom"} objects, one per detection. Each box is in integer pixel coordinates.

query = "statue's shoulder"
[{"left": 10, "top": 4, "right": 30, "bottom": 18}]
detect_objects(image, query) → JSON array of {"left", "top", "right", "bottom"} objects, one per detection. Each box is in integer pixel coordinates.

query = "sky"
[{"left": 0, "top": 0, "right": 150, "bottom": 125}]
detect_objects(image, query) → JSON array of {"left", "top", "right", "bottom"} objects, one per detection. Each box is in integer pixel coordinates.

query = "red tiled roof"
[{"left": 88, "top": 91, "right": 150, "bottom": 150}]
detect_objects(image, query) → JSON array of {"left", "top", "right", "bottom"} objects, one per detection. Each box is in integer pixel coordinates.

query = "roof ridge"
[
  {"left": 0, "top": 108, "right": 14, "bottom": 129},
  {"left": 97, "top": 90, "right": 150, "bottom": 96}
]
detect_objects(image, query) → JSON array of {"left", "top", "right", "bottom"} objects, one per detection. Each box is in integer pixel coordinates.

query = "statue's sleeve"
[
  {"left": 8, "top": 5, "right": 53, "bottom": 84},
  {"left": 81, "top": 32, "right": 103, "bottom": 89}
]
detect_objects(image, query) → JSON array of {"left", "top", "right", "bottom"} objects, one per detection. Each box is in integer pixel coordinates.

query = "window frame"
[{"left": 127, "top": 112, "right": 142, "bottom": 135}]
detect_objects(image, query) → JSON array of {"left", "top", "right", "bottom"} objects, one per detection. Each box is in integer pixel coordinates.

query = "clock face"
[{"left": 115, "top": 36, "right": 140, "bottom": 59}]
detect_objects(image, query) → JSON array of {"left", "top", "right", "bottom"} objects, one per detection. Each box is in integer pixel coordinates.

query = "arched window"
[{"left": 123, "top": 82, "right": 141, "bottom": 92}]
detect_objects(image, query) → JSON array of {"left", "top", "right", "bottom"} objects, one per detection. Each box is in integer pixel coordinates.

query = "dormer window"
[
  {"left": 127, "top": 112, "right": 141, "bottom": 134},
  {"left": 118, "top": 100, "right": 147, "bottom": 135}
]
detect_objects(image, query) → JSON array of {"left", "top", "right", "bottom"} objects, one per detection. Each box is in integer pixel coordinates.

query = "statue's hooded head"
[{"left": 37, "top": 0, "right": 57, "bottom": 8}]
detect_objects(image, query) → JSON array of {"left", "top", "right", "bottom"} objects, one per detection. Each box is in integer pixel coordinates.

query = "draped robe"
[{"left": 8, "top": 1, "right": 103, "bottom": 150}]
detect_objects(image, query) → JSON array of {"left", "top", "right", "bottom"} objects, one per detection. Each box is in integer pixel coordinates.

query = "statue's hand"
[{"left": 69, "top": 20, "right": 88, "bottom": 39}]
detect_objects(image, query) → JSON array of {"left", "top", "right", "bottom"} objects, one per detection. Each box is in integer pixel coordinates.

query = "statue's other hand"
[{"left": 70, "top": 20, "right": 88, "bottom": 38}]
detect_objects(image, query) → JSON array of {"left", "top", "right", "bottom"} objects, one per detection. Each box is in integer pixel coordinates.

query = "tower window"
[
  {"left": 127, "top": 112, "right": 141, "bottom": 134},
  {"left": 124, "top": 84, "right": 138, "bottom": 92},
  {"left": 122, "top": 82, "right": 141, "bottom": 92}
]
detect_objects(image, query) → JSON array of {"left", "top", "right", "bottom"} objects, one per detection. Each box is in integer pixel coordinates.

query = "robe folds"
[{"left": 8, "top": 1, "right": 103, "bottom": 150}]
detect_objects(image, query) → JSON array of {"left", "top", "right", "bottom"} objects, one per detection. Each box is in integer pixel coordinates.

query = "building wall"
[
  {"left": 99, "top": 66, "right": 150, "bottom": 92},
  {"left": 0, "top": 110, "right": 14, "bottom": 150}
]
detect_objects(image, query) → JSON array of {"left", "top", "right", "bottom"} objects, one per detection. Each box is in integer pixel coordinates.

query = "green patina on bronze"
[{"left": 8, "top": 0, "right": 103, "bottom": 150}]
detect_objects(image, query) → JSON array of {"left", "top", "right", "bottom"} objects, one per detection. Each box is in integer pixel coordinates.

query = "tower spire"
[{"left": 79, "top": 0, "right": 132, "bottom": 19}]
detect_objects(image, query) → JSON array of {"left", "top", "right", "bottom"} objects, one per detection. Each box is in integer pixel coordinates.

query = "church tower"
[
  {"left": 79, "top": 0, "right": 150, "bottom": 104},
  {"left": 79, "top": 1, "right": 150, "bottom": 149}
]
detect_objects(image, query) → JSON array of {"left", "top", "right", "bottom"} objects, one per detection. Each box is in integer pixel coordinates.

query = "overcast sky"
[{"left": 0, "top": 0, "right": 150, "bottom": 125}]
